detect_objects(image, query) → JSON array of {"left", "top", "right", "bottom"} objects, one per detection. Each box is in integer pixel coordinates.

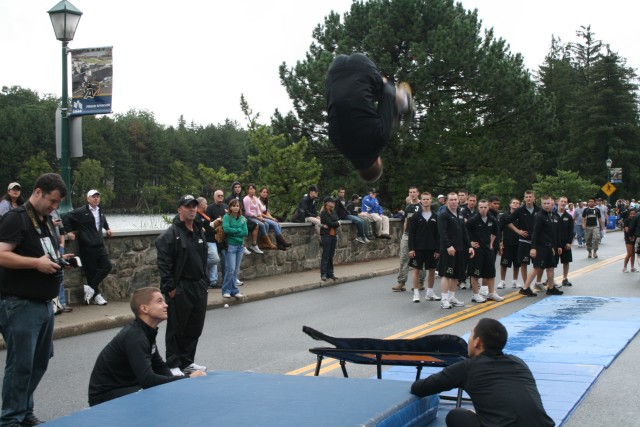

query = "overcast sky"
[{"left": 2, "top": 0, "right": 638, "bottom": 128}]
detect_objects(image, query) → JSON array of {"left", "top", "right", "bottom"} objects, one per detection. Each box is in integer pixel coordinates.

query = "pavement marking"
[{"left": 288, "top": 253, "right": 625, "bottom": 377}]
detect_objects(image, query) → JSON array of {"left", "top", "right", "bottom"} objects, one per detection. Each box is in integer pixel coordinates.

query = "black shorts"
[
  {"left": 625, "top": 234, "right": 635, "bottom": 245},
  {"left": 408, "top": 250, "right": 437, "bottom": 270},
  {"left": 557, "top": 247, "right": 573, "bottom": 264},
  {"left": 500, "top": 245, "right": 518, "bottom": 268},
  {"left": 438, "top": 249, "right": 467, "bottom": 281},
  {"left": 468, "top": 247, "right": 496, "bottom": 279},
  {"left": 517, "top": 242, "right": 532, "bottom": 265},
  {"left": 532, "top": 246, "right": 554, "bottom": 269}
]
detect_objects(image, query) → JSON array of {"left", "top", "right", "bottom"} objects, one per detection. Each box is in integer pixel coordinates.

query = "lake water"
[{"left": 106, "top": 214, "right": 174, "bottom": 231}]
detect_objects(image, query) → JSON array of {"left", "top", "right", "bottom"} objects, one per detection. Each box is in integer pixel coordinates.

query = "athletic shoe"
[
  {"left": 364, "top": 237, "right": 371, "bottom": 243},
  {"left": 519, "top": 287, "right": 537, "bottom": 297},
  {"left": 593, "top": 251, "right": 598, "bottom": 259},
  {"left": 632, "top": 268, "right": 638, "bottom": 273},
  {"left": 546, "top": 287, "right": 564, "bottom": 296},
  {"left": 479, "top": 286, "right": 489, "bottom": 297},
  {"left": 532, "top": 283, "right": 546, "bottom": 292},
  {"left": 441, "top": 299, "right": 452, "bottom": 309},
  {"left": 471, "top": 294, "right": 487, "bottom": 303},
  {"left": 397, "top": 82, "right": 415, "bottom": 124},
  {"left": 250, "top": 245, "right": 264, "bottom": 254},
  {"left": 93, "top": 294, "right": 108, "bottom": 305},
  {"left": 243, "top": 247, "right": 251, "bottom": 255},
  {"left": 623, "top": 268, "right": 629, "bottom": 273},
  {"left": 450, "top": 297, "right": 465, "bottom": 307},
  {"left": 497, "top": 281, "right": 506, "bottom": 289},
  {"left": 321, "top": 275, "right": 327, "bottom": 281},
  {"left": 236, "top": 280, "right": 244, "bottom": 286},
  {"left": 233, "top": 293, "right": 245, "bottom": 298},
  {"left": 356, "top": 237, "right": 367, "bottom": 244},
  {"left": 380, "top": 234, "right": 392, "bottom": 239},
  {"left": 170, "top": 368, "right": 185, "bottom": 377},
  {"left": 425, "top": 292, "right": 442, "bottom": 301},
  {"left": 562, "top": 278, "right": 572, "bottom": 287},
  {"left": 392, "top": 283, "right": 406, "bottom": 292},
  {"left": 83, "top": 285, "right": 95, "bottom": 305},
  {"left": 222, "top": 293, "right": 231, "bottom": 298},
  {"left": 61, "top": 305, "right": 73, "bottom": 313},
  {"left": 459, "top": 281, "right": 467, "bottom": 290},
  {"left": 513, "top": 281, "right": 523, "bottom": 289},
  {"left": 487, "top": 293, "right": 505, "bottom": 302},
  {"left": 183, "top": 362, "right": 207, "bottom": 373},
  {"left": 413, "top": 292, "right": 420, "bottom": 303},
  {"left": 21, "top": 413, "right": 44, "bottom": 426},
  {"left": 328, "top": 275, "right": 338, "bottom": 280},
  {"left": 587, "top": 251, "right": 592, "bottom": 258}
]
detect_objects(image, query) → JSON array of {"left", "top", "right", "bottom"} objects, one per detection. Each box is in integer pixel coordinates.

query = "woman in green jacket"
[{"left": 222, "top": 199, "right": 248, "bottom": 298}]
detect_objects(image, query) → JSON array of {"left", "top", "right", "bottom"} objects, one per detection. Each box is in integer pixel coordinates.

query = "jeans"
[
  {"left": 206, "top": 242, "right": 220, "bottom": 284},
  {"left": 574, "top": 224, "right": 584, "bottom": 245},
  {"left": 222, "top": 244, "right": 244, "bottom": 296},
  {"left": 321, "top": 235, "right": 337, "bottom": 277},
  {"left": 58, "top": 247, "right": 67, "bottom": 306},
  {"left": 0, "top": 298, "right": 54, "bottom": 426},
  {"left": 345, "top": 215, "right": 365, "bottom": 238},
  {"left": 246, "top": 217, "right": 268, "bottom": 238},
  {"left": 264, "top": 218, "right": 282, "bottom": 236}
]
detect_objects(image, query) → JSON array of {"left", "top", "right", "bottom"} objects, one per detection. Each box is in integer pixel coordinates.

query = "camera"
[{"left": 53, "top": 256, "right": 82, "bottom": 269}]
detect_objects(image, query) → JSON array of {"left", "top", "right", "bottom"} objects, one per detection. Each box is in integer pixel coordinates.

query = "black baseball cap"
[{"left": 178, "top": 195, "right": 198, "bottom": 207}]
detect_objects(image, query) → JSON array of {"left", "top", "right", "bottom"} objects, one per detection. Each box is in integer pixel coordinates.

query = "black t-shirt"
[
  {"left": 403, "top": 203, "right": 421, "bottom": 232},
  {"left": 0, "top": 205, "right": 61, "bottom": 300},
  {"left": 206, "top": 203, "right": 227, "bottom": 221},
  {"left": 582, "top": 207, "right": 600, "bottom": 227}
]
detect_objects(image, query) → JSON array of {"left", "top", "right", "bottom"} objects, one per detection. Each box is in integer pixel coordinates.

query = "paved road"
[{"left": 4, "top": 231, "right": 639, "bottom": 424}]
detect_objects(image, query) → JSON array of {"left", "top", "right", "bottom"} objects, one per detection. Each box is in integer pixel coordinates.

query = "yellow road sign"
[{"left": 601, "top": 182, "right": 617, "bottom": 197}]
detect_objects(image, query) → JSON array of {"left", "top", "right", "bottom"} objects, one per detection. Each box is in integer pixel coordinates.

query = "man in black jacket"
[
  {"left": 156, "top": 195, "right": 209, "bottom": 376},
  {"left": 64, "top": 189, "right": 112, "bottom": 306},
  {"left": 411, "top": 318, "right": 555, "bottom": 427},
  {"left": 88, "top": 287, "right": 205, "bottom": 406},
  {"left": 293, "top": 185, "right": 321, "bottom": 236},
  {"left": 407, "top": 192, "right": 440, "bottom": 303}
]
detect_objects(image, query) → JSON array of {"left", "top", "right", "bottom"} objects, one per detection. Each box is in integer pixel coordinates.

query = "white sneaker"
[
  {"left": 184, "top": 362, "right": 206, "bottom": 372},
  {"left": 170, "top": 368, "right": 185, "bottom": 377},
  {"left": 487, "top": 293, "right": 505, "bottom": 302},
  {"left": 532, "top": 283, "right": 546, "bottom": 292},
  {"left": 243, "top": 247, "right": 251, "bottom": 255},
  {"left": 497, "top": 281, "right": 506, "bottom": 289},
  {"left": 236, "top": 279, "right": 244, "bottom": 286},
  {"left": 233, "top": 293, "right": 245, "bottom": 298},
  {"left": 425, "top": 292, "right": 442, "bottom": 301},
  {"left": 356, "top": 237, "right": 367, "bottom": 244},
  {"left": 223, "top": 293, "right": 231, "bottom": 298},
  {"left": 471, "top": 293, "right": 487, "bottom": 303},
  {"left": 479, "top": 286, "right": 489, "bottom": 296},
  {"left": 450, "top": 297, "right": 465, "bottom": 307},
  {"left": 83, "top": 285, "right": 95, "bottom": 305},
  {"left": 413, "top": 291, "right": 420, "bottom": 303},
  {"left": 512, "top": 281, "right": 522, "bottom": 288},
  {"left": 250, "top": 245, "right": 264, "bottom": 254},
  {"left": 623, "top": 268, "right": 629, "bottom": 273},
  {"left": 93, "top": 294, "right": 108, "bottom": 305},
  {"left": 364, "top": 237, "right": 371, "bottom": 243},
  {"left": 459, "top": 281, "right": 467, "bottom": 290},
  {"left": 441, "top": 299, "right": 452, "bottom": 309}
]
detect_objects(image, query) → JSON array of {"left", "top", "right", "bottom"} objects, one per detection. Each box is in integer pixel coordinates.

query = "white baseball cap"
[{"left": 87, "top": 189, "right": 101, "bottom": 197}]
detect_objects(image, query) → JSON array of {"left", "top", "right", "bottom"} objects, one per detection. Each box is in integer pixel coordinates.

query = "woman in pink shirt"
[{"left": 243, "top": 184, "right": 277, "bottom": 251}]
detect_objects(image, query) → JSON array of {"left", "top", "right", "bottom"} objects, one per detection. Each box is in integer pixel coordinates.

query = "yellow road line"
[{"left": 287, "top": 254, "right": 624, "bottom": 376}]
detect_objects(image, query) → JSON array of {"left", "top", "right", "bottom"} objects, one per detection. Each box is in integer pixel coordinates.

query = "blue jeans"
[
  {"left": 222, "top": 244, "right": 244, "bottom": 296},
  {"left": 246, "top": 217, "right": 268, "bottom": 238},
  {"left": 574, "top": 224, "right": 584, "bottom": 245},
  {"left": 206, "top": 242, "right": 220, "bottom": 284},
  {"left": 264, "top": 218, "right": 282, "bottom": 236},
  {"left": 345, "top": 214, "right": 366, "bottom": 238},
  {"left": 58, "top": 247, "right": 67, "bottom": 306},
  {"left": 0, "top": 298, "right": 54, "bottom": 426}
]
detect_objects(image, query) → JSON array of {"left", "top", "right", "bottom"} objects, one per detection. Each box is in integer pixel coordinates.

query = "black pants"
[
  {"left": 80, "top": 246, "right": 112, "bottom": 294},
  {"left": 446, "top": 408, "right": 480, "bottom": 427},
  {"left": 165, "top": 279, "right": 208, "bottom": 369},
  {"left": 321, "top": 235, "right": 337, "bottom": 277},
  {"left": 89, "top": 385, "right": 140, "bottom": 407}
]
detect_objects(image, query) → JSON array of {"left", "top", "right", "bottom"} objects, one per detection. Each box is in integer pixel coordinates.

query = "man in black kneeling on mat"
[{"left": 411, "top": 318, "right": 554, "bottom": 427}]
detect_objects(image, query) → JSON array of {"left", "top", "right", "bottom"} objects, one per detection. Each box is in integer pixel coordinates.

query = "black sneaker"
[
  {"left": 519, "top": 287, "right": 537, "bottom": 297},
  {"left": 546, "top": 287, "right": 564, "bottom": 296},
  {"left": 562, "top": 279, "right": 572, "bottom": 287},
  {"left": 21, "top": 414, "right": 44, "bottom": 426}
]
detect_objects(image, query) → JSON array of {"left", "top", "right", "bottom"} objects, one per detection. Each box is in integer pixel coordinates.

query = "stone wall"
[{"left": 63, "top": 219, "right": 403, "bottom": 303}]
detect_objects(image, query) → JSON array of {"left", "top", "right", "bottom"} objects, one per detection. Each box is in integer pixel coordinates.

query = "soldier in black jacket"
[
  {"left": 319, "top": 197, "right": 340, "bottom": 281},
  {"left": 88, "top": 287, "right": 205, "bottom": 406},
  {"left": 407, "top": 192, "right": 440, "bottom": 303},
  {"left": 520, "top": 195, "right": 563, "bottom": 296},
  {"left": 64, "top": 189, "right": 112, "bottom": 306},
  {"left": 156, "top": 195, "right": 209, "bottom": 376},
  {"left": 499, "top": 198, "right": 523, "bottom": 289},
  {"left": 554, "top": 196, "right": 575, "bottom": 287}
]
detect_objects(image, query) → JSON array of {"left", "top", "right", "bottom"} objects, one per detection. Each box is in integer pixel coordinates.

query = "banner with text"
[{"left": 70, "top": 47, "right": 113, "bottom": 116}]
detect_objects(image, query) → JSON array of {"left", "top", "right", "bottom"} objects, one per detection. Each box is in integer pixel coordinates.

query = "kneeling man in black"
[{"left": 88, "top": 287, "right": 205, "bottom": 406}]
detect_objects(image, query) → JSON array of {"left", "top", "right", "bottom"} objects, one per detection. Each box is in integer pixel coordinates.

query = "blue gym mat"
[
  {"left": 381, "top": 296, "right": 640, "bottom": 426},
  {"left": 45, "top": 371, "right": 439, "bottom": 427}
]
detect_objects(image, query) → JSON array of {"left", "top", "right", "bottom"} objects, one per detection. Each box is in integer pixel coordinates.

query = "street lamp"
[
  {"left": 48, "top": 0, "right": 82, "bottom": 212},
  {"left": 606, "top": 158, "right": 613, "bottom": 182}
]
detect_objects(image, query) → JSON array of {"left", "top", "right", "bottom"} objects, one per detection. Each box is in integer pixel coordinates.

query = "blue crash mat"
[
  {"left": 382, "top": 297, "right": 640, "bottom": 426},
  {"left": 44, "top": 371, "right": 439, "bottom": 427}
]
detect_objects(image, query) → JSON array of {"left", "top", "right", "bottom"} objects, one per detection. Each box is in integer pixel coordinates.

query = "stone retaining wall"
[{"left": 63, "top": 219, "right": 402, "bottom": 303}]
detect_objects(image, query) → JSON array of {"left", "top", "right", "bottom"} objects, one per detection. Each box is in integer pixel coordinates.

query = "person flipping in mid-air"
[{"left": 326, "top": 53, "right": 414, "bottom": 182}]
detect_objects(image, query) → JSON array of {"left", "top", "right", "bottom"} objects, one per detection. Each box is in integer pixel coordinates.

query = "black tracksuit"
[
  {"left": 507, "top": 204, "right": 540, "bottom": 242},
  {"left": 156, "top": 217, "right": 208, "bottom": 370},
  {"left": 88, "top": 318, "right": 186, "bottom": 406},
  {"left": 466, "top": 214, "right": 498, "bottom": 278},
  {"left": 326, "top": 53, "right": 396, "bottom": 170},
  {"left": 408, "top": 211, "right": 439, "bottom": 252},
  {"left": 320, "top": 208, "right": 340, "bottom": 277},
  {"left": 531, "top": 210, "right": 557, "bottom": 251}
]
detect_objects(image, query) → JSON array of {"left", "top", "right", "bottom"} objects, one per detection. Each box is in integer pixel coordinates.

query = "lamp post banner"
[{"left": 70, "top": 46, "right": 113, "bottom": 116}]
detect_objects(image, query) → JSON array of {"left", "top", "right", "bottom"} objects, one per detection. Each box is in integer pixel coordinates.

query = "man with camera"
[
  {"left": 0, "top": 173, "right": 72, "bottom": 427},
  {"left": 64, "top": 189, "right": 113, "bottom": 306}
]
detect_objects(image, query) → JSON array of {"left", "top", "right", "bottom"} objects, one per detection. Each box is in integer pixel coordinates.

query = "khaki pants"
[
  {"left": 370, "top": 213, "right": 389, "bottom": 236},
  {"left": 584, "top": 226, "right": 600, "bottom": 252}
]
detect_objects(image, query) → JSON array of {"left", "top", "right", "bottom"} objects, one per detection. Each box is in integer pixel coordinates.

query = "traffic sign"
[{"left": 601, "top": 182, "right": 616, "bottom": 197}]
